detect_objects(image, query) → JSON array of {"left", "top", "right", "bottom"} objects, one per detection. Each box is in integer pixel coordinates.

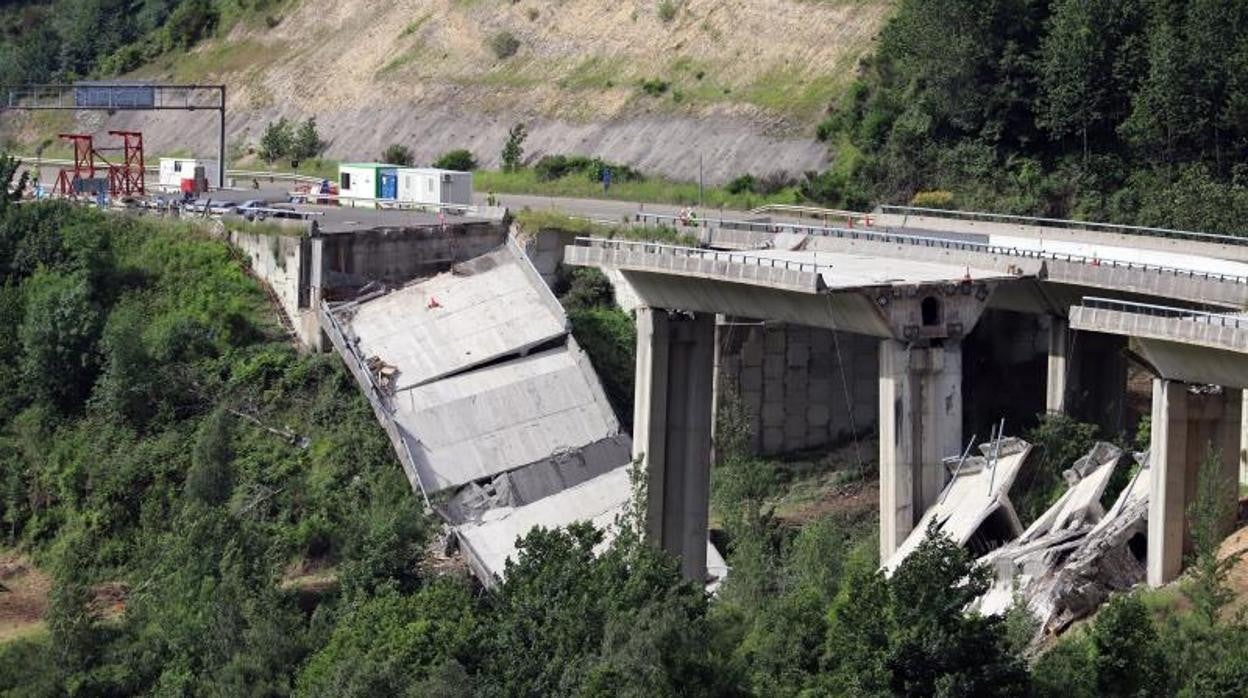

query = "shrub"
[
  {"left": 488, "top": 30, "right": 520, "bottom": 59},
  {"left": 501, "top": 123, "right": 527, "bottom": 172},
  {"left": 380, "top": 144, "right": 414, "bottom": 167},
  {"left": 259, "top": 118, "right": 294, "bottom": 164},
  {"left": 910, "top": 190, "right": 955, "bottom": 208},
  {"left": 432, "top": 149, "right": 477, "bottom": 171},
  {"left": 291, "top": 118, "right": 325, "bottom": 162},
  {"left": 533, "top": 154, "right": 643, "bottom": 183},
  {"left": 756, "top": 170, "right": 795, "bottom": 195},
  {"left": 640, "top": 78, "right": 669, "bottom": 96},
  {"left": 726, "top": 174, "right": 757, "bottom": 195},
  {"left": 657, "top": 0, "right": 678, "bottom": 23}
]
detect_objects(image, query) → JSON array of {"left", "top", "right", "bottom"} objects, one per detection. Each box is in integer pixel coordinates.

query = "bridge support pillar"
[
  {"left": 1046, "top": 317, "right": 1069, "bottom": 413},
  {"left": 878, "top": 339, "right": 964, "bottom": 559},
  {"left": 634, "top": 308, "right": 715, "bottom": 582},
  {"left": 1148, "top": 379, "right": 1242, "bottom": 586}
]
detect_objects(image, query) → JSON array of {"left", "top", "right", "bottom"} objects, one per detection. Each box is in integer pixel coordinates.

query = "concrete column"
[
  {"left": 1046, "top": 317, "right": 1069, "bottom": 413},
  {"left": 634, "top": 308, "right": 715, "bottom": 581},
  {"left": 1241, "top": 392, "right": 1248, "bottom": 486},
  {"left": 1148, "top": 378, "right": 1188, "bottom": 587},
  {"left": 878, "top": 339, "right": 964, "bottom": 559},
  {"left": 1148, "top": 380, "right": 1243, "bottom": 586}
]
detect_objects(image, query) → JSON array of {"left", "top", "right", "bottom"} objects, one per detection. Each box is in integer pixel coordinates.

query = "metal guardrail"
[
  {"left": 576, "top": 236, "right": 829, "bottom": 275},
  {"left": 634, "top": 212, "right": 1248, "bottom": 285},
  {"left": 880, "top": 205, "right": 1248, "bottom": 247},
  {"left": 1079, "top": 296, "right": 1248, "bottom": 330},
  {"left": 748, "top": 203, "right": 873, "bottom": 221}
]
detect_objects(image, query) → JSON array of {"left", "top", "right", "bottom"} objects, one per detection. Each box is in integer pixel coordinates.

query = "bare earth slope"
[{"left": 6, "top": 0, "right": 891, "bottom": 182}]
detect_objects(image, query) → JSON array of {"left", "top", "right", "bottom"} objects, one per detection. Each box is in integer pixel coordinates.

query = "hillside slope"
[{"left": 3, "top": 0, "right": 891, "bottom": 182}]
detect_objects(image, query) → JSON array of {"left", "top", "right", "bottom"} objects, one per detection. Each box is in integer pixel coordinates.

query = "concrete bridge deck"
[{"left": 636, "top": 213, "right": 1248, "bottom": 308}]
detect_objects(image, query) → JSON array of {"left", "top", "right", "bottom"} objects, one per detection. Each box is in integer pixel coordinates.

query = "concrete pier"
[
  {"left": 1047, "top": 317, "right": 1069, "bottom": 413},
  {"left": 634, "top": 308, "right": 716, "bottom": 581},
  {"left": 1148, "top": 380, "right": 1242, "bottom": 586},
  {"left": 878, "top": 339, "right": 965, "bottom": 558}
]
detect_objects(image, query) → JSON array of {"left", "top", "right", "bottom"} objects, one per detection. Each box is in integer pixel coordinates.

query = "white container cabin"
[
  {"left": 338, "top": 163, "right": 398, "bottom": 208},
  {"left": 396, "top": 168, "right": 474, "bottom": 208},
  {"left": 158, "top": 157, "right": 219, "bottom": 190}
]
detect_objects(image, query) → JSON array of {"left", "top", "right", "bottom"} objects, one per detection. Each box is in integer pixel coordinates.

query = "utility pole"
[{"left": 698, "top": 153, "right": 704, "bottom": 210}]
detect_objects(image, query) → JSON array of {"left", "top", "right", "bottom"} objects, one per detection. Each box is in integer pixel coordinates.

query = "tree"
[
  {"left": 259, "top": 118, "right": 294, "bottom": 164},
  {"left": 186, "top": 409, "right": 234, "bottom": 505},
  {"left": 821, "top": 523, "right": 1030, "bottom": 696},
  {"left": 1090, "top": 594, "right": 1164, "bottom": 697},
  {"left": 1185, "top": 446, "right": 1239, "bottom": 625},
  {"left": 476, "top": 522, "right": 727, "bottom": 696},
  {"left": 294, "top": 580, "right": 477, "bottom": 697},
  {"left": 380, "top": 144, "right": 414, "bottom": 167},
  {"left": 501, "top": 123, "right": 527, "bottom": 172},
  {"left": 0, "top": 153, "right": 28, "bottom": 214},
  {"left": 20, "top": 270, "right": 104, "bottom": 413},
  {"left": 292, "top": 117, "right": 325, "bottom": 162},
  {"left": 166, "top": 0, "right": 218, "bottom": 50},
  {"left": 432, "top": 149, "right": 477, "bottom": 172},
  {"left": 1038, "top": 0, "right": 1144, "bottom": 160}
]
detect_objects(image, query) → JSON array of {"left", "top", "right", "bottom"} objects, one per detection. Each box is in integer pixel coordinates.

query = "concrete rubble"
[
  {"left": 976, "top": 446, "right": 1152, "bottom": 634},
  {"left": 323, "top": 238, "right": 728, "bottom": 589},
  {"left": 892, "top": 434, "right": 1153, "bottom": 635},
  {"left": 884, "top": 436, "right": 1032, "bottom": 572}
]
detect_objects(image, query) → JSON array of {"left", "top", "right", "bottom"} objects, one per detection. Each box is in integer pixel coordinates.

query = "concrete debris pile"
[
  {"left": 889, "top": 436, "right": 1152, "bottom": 636},
  {"left": 884, "top": 436, "right": 1032, "bottom": 572},
  {"left": 976, "top": 446, "right": 1151, "bottom": 634},
  {"left": 322, "top": 239, "right": 727, "bottom": 589}
]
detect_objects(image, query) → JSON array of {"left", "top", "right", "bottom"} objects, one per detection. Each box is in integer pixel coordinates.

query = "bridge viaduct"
[{"left": 568, "top": 208, "right": 1248, "bottom": 586}]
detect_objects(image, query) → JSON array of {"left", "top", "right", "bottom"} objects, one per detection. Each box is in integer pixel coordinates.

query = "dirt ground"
[
  {"left": 0, "top": 552, "right": 50, "bottom": 643},
  {"left": 1218, "top": 523, "right": 1248, "bottom": 620}
]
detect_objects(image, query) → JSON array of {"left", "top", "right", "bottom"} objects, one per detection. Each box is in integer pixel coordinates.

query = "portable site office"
[
  {"left": 158, "top": 157, "right": 220, "bottom": 190},
  {"left": 338, "top": 163, "right": 398, "bottom": 208},
  {"left": 397, "top": 168, "right": 474, "bottom": 208}
]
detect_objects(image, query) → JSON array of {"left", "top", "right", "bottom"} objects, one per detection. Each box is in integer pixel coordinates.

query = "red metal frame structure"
[
  {"left": 51, "top": 130, "right": 146, "bottom": 198},
  {"left": 109, "top": 130, "right": 145, "bottom": 195},
  {"left": 53, "top": 133, "right": 96, "bottom": 197}
]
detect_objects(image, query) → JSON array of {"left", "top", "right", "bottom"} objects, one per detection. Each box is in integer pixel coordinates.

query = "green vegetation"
[
  {"left": 0, "top": 193, "right": 427, "bottom": 693},
  {"left": 1031, "top": 451, "right": 1248, "bottom": 697},
  {"left": 557, "top": 267, "right": 636, "bottom": 423},
  {"left": 479, "top": 167, "right": 800, "bottom": 210},
  {"left": 381, "top": 143, "right": 415, "bottom": 167},
  {"left": 433, "top": 149, "right": 478, "bottom": 172},
  {"left": 487, "top": 30, "right": 520, "bottom": 60},
  {"left": 259, "top": 116, "right": 324, "bottom": 166},
  {"left": 501, "top": 123, "right": 527, "bottom": 172},
  {"left": 809, "top": 0, "right": 1248, "bottom": 231},
  {"left": 0, "top": 1, "right": 290, "bottom": 83}
]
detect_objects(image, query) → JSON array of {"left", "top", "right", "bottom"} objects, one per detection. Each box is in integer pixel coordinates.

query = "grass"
[
  {"left": 512, "top": 209, "right": 698, "bottom": 245},
  {"left": 477, "top": 167, "right": 800, "bottom": 211}
]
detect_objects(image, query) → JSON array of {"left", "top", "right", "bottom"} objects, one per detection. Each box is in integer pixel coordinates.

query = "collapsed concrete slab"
[
  {"left": 392, "top": 344, "right": 625, "bottom": 492},
  {"left": 973, "top": 445, "right": 1152, "bottom": 635},
  {"left": 884, "top": 437, "right": 1032, "bottom": 572},
  {"left": 335, "top": 246, "right": 568, "bottom": 390},
  {"left": 323, "top": 237, "right": 727, "bottom": 590},
  {"left": 455, "top": 465, "right": 730, "bottom": 591},
  {"left": 324, "top": 241, "right": 628, "bottom": 499}
]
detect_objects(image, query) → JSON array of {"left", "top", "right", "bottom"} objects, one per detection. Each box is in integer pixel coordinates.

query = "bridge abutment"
[
  {"left": 1148, "top": 379, "right": 1242, "bottom": 586},
  {"left": 879, "top": 339, "right": 965, "bottom": 558},
  {"left": 634, "top": 308, "right": 716, "bottom": 582}
]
